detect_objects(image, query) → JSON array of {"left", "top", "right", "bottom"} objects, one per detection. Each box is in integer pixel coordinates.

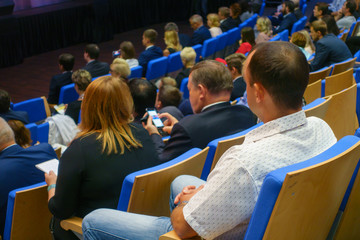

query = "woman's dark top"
[
  {"left": 65, "top": 100, "right": 81, "bottom": 123},
  {"left": 167, "top": 48, "right": 176, "bottom": 54},
  {"left": 48, "top": 123, "right": 160, "bottom": 219},
  {"left": 175, "top": 67, "right": 191, "bottom": 88}
]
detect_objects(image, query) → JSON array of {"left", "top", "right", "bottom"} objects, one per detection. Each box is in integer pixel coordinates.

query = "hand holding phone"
[{"left": 112, "top": 50, "right": 121, "bottom": 58}]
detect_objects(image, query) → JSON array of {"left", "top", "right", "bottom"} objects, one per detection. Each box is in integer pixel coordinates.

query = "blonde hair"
[
  {"left": 78, "top": 76, "right": 142, "bottom": 154},
  {"left": 256, "top": 17, "right": 272, "bottom": 35},
  {"left": 299, "top": 30, "right": 315, "bottom": 53},
  {"left": 180, "top": 47, "right": 196, "bottom": 66},
  {"left": 111, "top": 58, "right": 131, "bottom": 78},
  {"left": 164, "top": 30, "right": 182, "bottom": 51},
  {"left": 207, "top": 13, "right": 220, "bottom": 27}
]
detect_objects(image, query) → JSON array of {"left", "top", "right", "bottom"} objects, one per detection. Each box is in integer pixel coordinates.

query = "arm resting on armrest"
[{"left": 60, "top": 216, "right": 83, "bottom": 234}]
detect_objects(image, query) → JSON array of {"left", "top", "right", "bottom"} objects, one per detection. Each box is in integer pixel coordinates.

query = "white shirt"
[
  {"left": 209, "top": 27, "right": 222, "bottom": 38},
  {"left": 183, "top": 111, "right": 336, "bottom": 239},
  {"left": 126, "top": 59, "right": 139, "bottom": 69},
  {"left": 336, "top": 15, "right": 356, "bottom": 30}
]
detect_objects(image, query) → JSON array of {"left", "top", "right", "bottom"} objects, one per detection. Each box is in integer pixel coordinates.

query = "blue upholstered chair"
[
  {"left": 146, "top": 57, "right": 168, "bottom": 81},
  {"left": 201, "top": 37, "right": 219, "bottom": 59},
  {"left": 37, "top": 121, "right": 49, "bottom": 143},
  {"left": 58, "top": 83, "right": 78, "bottom": 105},
  {"left": 269, "top": 34, "right": 281, "bottom": 41},
  {"left": 291, "top": 16, "right": 307, "bottom": 36},
  {"left": 179, "top": 77, "right": 189, "bottom": 99},
  {"left": 259, "top": 2, "right": 266, "bottom": 16},
  {"left": 13, "top": 97, "right": 48, "bottom": 123},
  {"left": 128, "top": 65, "right": 143, "bottom": 79},
  {"left": 192, "top": 44, "right": 202, "bottom": 63},
  {"left": 214, "top": 32, "right": 230, "bottom": 58},
  {"left": 302, "top": 3, "right": 307, "bottom": 15},
  {"left": 346, "top": 21, "right": 358, "bottom": 40},
  {"left": 25, "top": 123, "right": 37, "bottom": 145},
  {"left": 167, "top": 52, "right": 183, "bottom": 73},
  {"left": 278, "top": 29, "right": 289, "bottom": 41}
]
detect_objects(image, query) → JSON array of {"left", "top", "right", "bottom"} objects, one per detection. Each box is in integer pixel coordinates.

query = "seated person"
[
  {"left": 82, "top": 44, "right": 110, "bottom": 79},
  {"left": 225, "top": 53, "right": 247, "bottom": 101},
  {"left": 64, "top": 69, "right": 91, "bottom": 124},
  {"left": 142, "top": 60, "right": 257, "bottom": 162},
  {"left": 236, "top": 27, "right": 256, "bottom": 55},
  {"left": 175, "top": 47, "right": 196, "bottom": 88},
  {"left": 300, "top": 29, "right": 315, "bottom": 55},
  {"left": 110, "top": 58, "right": 131, "bottom": 82},
  {"left": 255, "top": 17, "right": 273, "bottom": 44},
  {"left": 309, "top": 20, "right": 352, "bottom": 71},
  {"left": 230, "top": 3, "right": 242, "bottom": 26},
  {"left": 335, "top": 0, "right": 357, "bottom": 29},
  {"left": 7, "top": 119, "right": 32, "bottom": 148},
  {"left": 156, "top": 85, "right": 184, "bottom": 121},
  {"left": 188, "top": 14, "right": 212, "bottom": 46},
  {"left": 291, "top": 32, "right": 312, "bottom": 59},
  {"left": 138, "top": 29, "right": 163, "bottom": 77},
  {"left": 0, "top": 117, "right": 57, "bottom": 236},
  {"left": 207, "top": 13, "right": 222, "bottom": 38},
  {"left": 0, "top": 89, "right": 29, "bottom": 124},
  {"left": 163, "top": 30, "right": 182, "bottom": 56},
  {"left": 218, "top": 7, "right": 238, "bottom": 32},
  {"left": 273, "top": 1, "right": 298, "bottom": 34},
  {"left": 292, "top": 0, "right": 304, "bottom": 20},
  {"left": 240, "top": 0, "right": 254, "bottom": 22},
  {"left": 45, "top": 76, "right": 160, "bottom": 239},
  {"left": 81, "top": 42, "right": 337, "bottom": 240},
  {"left": 164, "top": 22, "right": 191, "bottom": 49},
  {"left": 47, "top": 53, "right": 75, "bottom": 105},
  {"left": 118, "top": 41, "right": 139, "bottom": 69},
  {"left": 322, "top": 15, "right": 340, "bottom": 36}
]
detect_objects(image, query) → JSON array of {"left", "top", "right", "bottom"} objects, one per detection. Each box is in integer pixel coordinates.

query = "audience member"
[
  {"left": 82, "top": 44, "right": 110, "bottom": 78},
  {"left": 300, "top": 29, "right": 315, "bottom": 55},
  {"left": 255, "top": 17, "right": 273, "bottom": 43},
  {"left": 64, "top": 69, "right": 91, "bottom": 124},
  {"left": 0, "top": 89, "right": 29, "bottom": 124},
  {"left": 82, "top": 41, "right": 337, "bottom": 240},
  {"left": 7, "top": 120, "right": 32, "bottom": 148},
  {"left": 142, "top": 60, "right": 256, "bottom": 162},
  {"left": 207, "top": 13, "right": 222, "bottom": 37},
  {"left": 159, "top": 77, "right": 177, "bottom": 88},
  {"left": 291, "top": 32, "right": 312, "bottom": 59},
  {"left": 239, "top": 0, "right": 254, "bottom": 22},
  {"left": 0, "top": 117, "right": 57, "bottom": 236},
  {"left": 230, "top": 3, "right": 242, "bottom": 26},
  {"left": 110, "top": 58, "right": 131, "bottom": 80},
  {"left": 45, "top": 76, "right": 160, "bottom": 239},
  {"left": 236, "top": 27, "right": 255, "bottom": 54},
  {"left": 138, "top": 29, "right": 163, "bottom": 77},
  {"left": 119, "top": 41, "right": 139, "bottom": 68},
  {"left": 156, "top": 85, "right": 184, "bottom": 121},
  {"left": 335, "top": 0, "right": 357, "bottom": 29},
  {"left": 322, "top": 15, "right": 341, "bottom": 36},
  {"left": 163, "top": 30, "right": 182, "bottom": 56},
  {"left": 225, "top": 53, "right": 247, "bottom": 100},
  {"left": 329, "top": 0, "right": 347, "bottom": 12},
  {"left": 311, "top": 2, "right": 330, "bottom": 23},
  {"left": 164, "top": 22, "right": 191, "bottom": 48},
  {"left": 218, "top": 7, "right": 238, "bottom": 32},
  {"left": 292, "top": 0, "right": 304, "bottom": 20},
  {"left": 47, "top": 53, "right": 75, "bottom": 105},
  {"left": 273, "top": 1, "right": 298, "bottom": 34},
  {"left": 176, "top": 47, "right": 196, "bottom": 88},
  {"left": 309, "top": 20, "right": 352, "bottom": 71},
  {"left": 188, "top": 14, "right": 212, "bottom": 46}
]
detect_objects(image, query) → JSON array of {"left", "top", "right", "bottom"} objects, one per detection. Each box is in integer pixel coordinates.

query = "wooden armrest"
[
  {"left": 40, "top": 96, "right": 52, "bottom": 117},
  {"left": 159, "top": 230, "right": 202, "bottom": 240},
  {"left": 60, "top": 216, "right": 83, "bottom": 234}
]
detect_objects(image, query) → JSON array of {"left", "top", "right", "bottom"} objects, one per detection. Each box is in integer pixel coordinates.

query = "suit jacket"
[
  {"left": 0, "top": 144, "right": 57, "bottom": 235},
  {"left": 175, "top": 67, "right": 191, "bottom": 88},
  {"left": 0, "top": 109, "right": 29, "bottom": 124},
  {"left": 230, "top": 76, "right": 246, "bottom": 101},
  {"left": 82, "top": 60, "right": 110, "bottom": 78},
  {"left": 273, "top": 13, "right": 297, "bottom": 34},
  {"left": 47, "top": 71, "right": 73, "bottom": 104},
  {"left": 138, "top": 46, "right": 163, "bottom": 77},
  {"left": 294, "top": 8, "right": 303, "bottom": 20},
  {"left": 220, "top": 17, "right": 238, "bottom": 33},
  {"left": 158, "top": 106, "right": 184, "bottom": 121},
  {"left": 310, "top": 33, "right": 353, "bottom": 72},
  {"left": 188, "top": 25, "right": 212, "bottom": 46},
  {"left": 151, "top": 102, "right": 256, "bottom": 162}
]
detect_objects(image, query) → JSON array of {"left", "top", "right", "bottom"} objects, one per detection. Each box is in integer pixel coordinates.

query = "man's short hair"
[
  {"left": 128, "top": 78, "right": 157, "bottom": 117},
  {"left": 189, "top": 14, "right": 203, "bottom": 24},
  {"left": 315, "top": 2, "right": 329, "bottom": 15},
  {"left": 345, "top": 0, "right": 356, "bottom": 14},
  {"left": 291, "top": 32, "right": 307, "bottom": 48},
  {"left": 85, "top": 44, "right": 100, "bottom": 59},
  {"left": 291, "top": 0, "right": 300, "bottom": 8},
  {"left": 160, "top": 77, "right": 177, "bottom": 87},
  {"left": 225, "top": 53, "right": 247, "bottom": 74},
  {"left": 180, "top": 47, "right": 196, "bottom": 65},
  {"left": 190, "top": 60, "right": 233, "bottom": 94},
  {"left": 158, "top": 85, "right": 182, "bottom": 107},
  {"left": 284, "top": 1, "right": 295, "bottom": 12},
  {"left": 248, "top": 42, "right": 309, "bottom": 110},
  {"left": 218, "top": 7, "right": 230, "bottom": 18},
  {"left": 58, "top": 53, "right": 75, "bottom": 71},
  {"left": 0, "top": 117, "right": 15, "bottom": 146},
  {"left": 143, "top": 29, "right": 158, "bottom": 44},
  {"left": 72, "top": 69, "right": 92, "bottom": 91},
  {"left": 120, "top": 41, "right": 136, "bottom": 59},
  {"left": 164, "top": 22, "right": 179, "bottom": 32},
  {"left": 311, "top": 20, "right": 328, "bottom": 36},
  {"left": 0, "top": 89, "right": 10, "bottom": 113}
]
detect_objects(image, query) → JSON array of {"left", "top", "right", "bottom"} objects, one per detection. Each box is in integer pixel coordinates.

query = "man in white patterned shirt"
[{"left": 82, "top": 42, "right": 336, "bottom": 240}]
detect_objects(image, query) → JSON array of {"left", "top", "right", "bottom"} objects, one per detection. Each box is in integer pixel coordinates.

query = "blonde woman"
[
  {"left": 163, "top": 30, "right": 182, "bottom": 56},
  {"left": 111, "top": 58, "right": 131, "bottom": 81},
  {"left": 207, "top": 13, "right": 222, "bottom": 37},
  {"left": 45, "top": 76, "right": 159, "bottom": 239},
  {"left": 255, "top": 17, "right": 273, "bottom": 43},
  {"left": 299, "top": 30, "right": 315, "bottom": 55}
]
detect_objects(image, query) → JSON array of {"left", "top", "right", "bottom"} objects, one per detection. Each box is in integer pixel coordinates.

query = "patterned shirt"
[{"left": 183, "top": 111, "right": 336, "bottom": 239}]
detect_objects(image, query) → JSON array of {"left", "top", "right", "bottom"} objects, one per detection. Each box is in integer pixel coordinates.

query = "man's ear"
[
  {"left": 157, "top": 100, "right": 163, "bottom": 109},
  {"left": 198, "top": 84, "right": 206, "bottom": 100},
  {"left": 253, "top": 82, "right": 265, "bottom": 103}
]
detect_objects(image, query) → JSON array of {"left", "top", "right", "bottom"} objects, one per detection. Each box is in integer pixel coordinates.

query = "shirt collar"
[
  {"left": 201, "top": 101, "right": 227, "bottom": 112},
  {"left": 1, "top": 143, "right": 17, "bottom": 153},
  {"left": 146, "top": 45, "right": 154, "bottom": 50}
]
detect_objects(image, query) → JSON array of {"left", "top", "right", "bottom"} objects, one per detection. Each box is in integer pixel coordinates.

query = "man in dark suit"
[
  {"left": 0, "top": 89, "right": 29, "bottom": 124},
  {"left": 273, "top": 1, "right": 298, "bottom": 34},
  {"left": 292, "top": 0, "right": 304, "bottom": 20},
  {"left": 188, "top": 14, "right": 212, "bottom": 46},
  {"left": 138, "top": 29, "right": 163, "bottom": 77},
  {"left": 310, "top": 20, "right": 352, "bottom": 71},
  {"left": 82, "top": 44, "right": 110, "bottom": 79},
  {"left": 225, "top": 53, "right": 247, "bottom": 101},
  {"left": 218, "top": 7, "right": 238, "bottom": 32},
  {"left": 0, "top": 117, "right": 57, "bottom": 236},
  {"left": 143, "top": 60, "right": 256, "bottom": 162},
  {"left": 47, "top": 53, "right": 75, "bottom": 105}
]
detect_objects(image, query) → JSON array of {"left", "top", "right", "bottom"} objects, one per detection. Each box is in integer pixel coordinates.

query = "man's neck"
[
  {"left": 145, "top": 44, "right": 154, "bottom": 50},
  {"left": 0, "top": 141, "right": 16, "bottom": 153},
  {"left": 344, "top": 12, "right": 352, "bottom": 17}
]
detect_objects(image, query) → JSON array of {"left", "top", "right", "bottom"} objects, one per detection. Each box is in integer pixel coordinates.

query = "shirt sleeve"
[{"left": 309, "top": 41, "right": 329, "bottom": 72}]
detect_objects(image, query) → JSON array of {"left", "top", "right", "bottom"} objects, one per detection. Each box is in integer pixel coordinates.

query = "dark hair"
[
  {"left": 321, "top": 15, "right": 340, "bottom": 36},
  {"left": 218, "top": 7, "right": 230, "bottom": 18},
  {"left": 284, "top": 1, "right": 295, "bottom": 12},
  {"left": 190, "top": 60, "right": 233, "bottom": 94},
  {"left": 158, "top": 85, "right": 182, "bottom": 107},
  {"left": 346, "top": 0, "right": 356, "bottom": 14},
  {"left": 120, "top": 41, "right": 136, "bottom": 59},
  {"left": 239, "top": 0, "right": 250, "bottom": 13},
  {"left": 128, "top": 78, "right": 157, "bottom": 117},
  {"left": 248, "top": 42, "right": 309, "bottom": 110},
  {"left": 241, "top": 27, "right": 256, "bottom": 46},
  {"left": 7, "top": 120, "right": 32, "bottom": 147},
  {"left": 315, "top": 2, "right": 329, "bottom": 15},
  {"left": 230, "top": 3, "right": 241, "bottom": 19},
  {"left": 291, "top": 32, "right": 307, "bottom": 48},
  {"left": 311, "top": 20, "right": 328, "bottom": 36},
  {"left": 85, "top": 44, "right": 100, "bottom": 59},
  {"left": 58, "top": 53, "right": 75, "bottom": 71},
  {"left": 164, "top": 22, "right": 179, "bottom": 32},
  {"left": 143, "top": 29, "right": 158, "bottom": 44},
  {"left": 225, "top": 53, "right": 247, "bottom": 74},
  {"left": 0, "top": 89, "right": 10, "bottom": 113}
]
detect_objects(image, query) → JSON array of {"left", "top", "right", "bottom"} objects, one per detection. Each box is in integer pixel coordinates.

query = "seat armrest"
[
  {"left": 60, "top": 216, "right": 83, "bottom": 234},
  {"left": 159, "top": 230, "right": 202, "bottom": 240}
]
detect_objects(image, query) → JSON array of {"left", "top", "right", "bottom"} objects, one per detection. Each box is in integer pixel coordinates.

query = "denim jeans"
[{"left": 83, "top": 175, "right": 206, "bottom": 240}]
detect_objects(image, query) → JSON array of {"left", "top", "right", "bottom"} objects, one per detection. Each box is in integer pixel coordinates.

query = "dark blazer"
[
  {"left": 230, "top": 76, "right": 246, "bottom": 101},
  {"left": 273, "top": 13, "right": 297, "bottom": 34},
  {"left": 82, "top": 60, "right": 110, "bottom": 79},
  {"left": 0, "top": 109, "right": 29, "bottom": 124},
  {"left": 0, "top": 143, "right": 57, "bottom": 235},
  {"left": 47, "top": 71, "right": 73, "bottom": 104},
  {"left": 220, "top": 17, "right": 238, "bottom": 32},
  {"left": 159, "top": 106, "right": 184, "bottom": 121},
  {"left": 188, "top": 25, "right": 212, "bottom": 46},
  {"left": 138, "top": 46, "right": 163, "bottom": 77},
  {"left": 310, "top": 34, "right": 353, "bottom": 72},
  {"left": 151, "top": 102, "right": 256, "bottom": 162},
  {"left": 65, "top": 100, "right": 82, "bottom": 124},
  {"left": 175, "top": 67, "right": 191, "bottom": 88},
  {"left": 294, "top": 8, "right": 303, "bottom": 20}
]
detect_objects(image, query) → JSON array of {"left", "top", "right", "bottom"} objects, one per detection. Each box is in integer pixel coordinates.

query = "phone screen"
[{"left": 147, "top": 110, "right": 164, "bottom": 128}]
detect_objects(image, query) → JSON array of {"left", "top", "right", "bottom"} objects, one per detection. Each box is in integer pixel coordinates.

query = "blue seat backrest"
[
  {"left": 201, "top": 37, "right": 219, "bottom": 58},
  {"left": 117, "top": 148, "right": 202, "bottom": 211},
  {"left": 302, "top": 98, "right": 326, "bottom": 110},
  {"left": 192, "top": 44, "right": 203, "bottom": 62},
  {"left": 128, "top": 65, "right": 143, "bottom": 79},
  {"left": 259, "top": 2, "right": 266, "bottom": 16},
  {"left": 347, "top": 21, "right": 358, "bottom": 40},
  {"left": 244, "top": 135, "right": 360, "bottom": 240},
  {"left": 13, "top": 97, "right": 46, "bottom": 123},
  {"left": 91, "top": 73, "right": 110, "bottom": 81},
  {"left": 247, "top": 14, "right": 258, "bottom": 28},
  {"left": 279, "top": 29, "right": 289, "bottom": 41},
  {"left": 180, "top": 77, "right": 189, "bottom": 99},
  {"left": 226, "top": 27, "right": 240, "bottom": 46},
  {"left": 37, "top": 122, "right": 49, "bottom": 143},
  {"left": 25, "top": 123, "right": 37, "bottom": 145},
  {"left": 146, "top": 56, "right": 168, "bottom": 81},
  {"left": 167, "top": 51, "right": 183, "bottom": 73},
  {"left": 356, "top": 83, "right": 360, "bottom": 126},
  {"left": 302, "top": 3, "right": 307, "bottom": 15},
  {"left": 269, "top": 34, "right": 281, "bottom": 41},
  {"left": 58, "top": 83, "right": 78, "bottom": 105},
  {"left": 215, "top": 32, "right": 229, "bottom": 52}
]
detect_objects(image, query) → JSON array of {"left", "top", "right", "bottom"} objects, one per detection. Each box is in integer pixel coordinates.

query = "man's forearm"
[{"left": 171, "top": 204, "right": 198, "bottom": 239}]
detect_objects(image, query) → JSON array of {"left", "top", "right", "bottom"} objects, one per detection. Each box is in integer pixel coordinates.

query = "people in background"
[
  {"left": 119, "top": 41, "right": 139, "bottom": 68},
  {"left": 273, "top": 1, "right": 298, "bottom": 34},
  {"left": 176, "top": 47, "right": 197, "bottom": 88},
  {"left": 82, "top": 44, "right": 110, "bottom": 79},
  {"left": 236, "top": 27, "right": 256, "bottom": 55},
  {"left": 163, "top": 30, "right": 182, "bottom": 56},
  {"left": 291, "top": 31, "right": 312, "bottom": 59},
  {"left": 300, "top": 30, "right": 315, "bottom": 55},
  {"left": 292, "top": 0, "right": 304, "bottom": 20},
  {"left": 164, "top": 22, "right": 191, "bottom": 49},
  {"left": 225, "top": 53, "right": 247, "bottom": 101},
  {"left": 335, "top": 0, "right": 357, "bottom": 29},
  {"left": 239, "top": 0, "right": 254, "bottom": 22},
  {"left": 230, "top": 2, "right": 242, "bottom": 26},
  {"left": 156, "top": 85, "right": 184, "bottom": 121},
  {"left": 218, "top": 7, "right": 237, "bottom": 32},
  {"left": 110, "top": 58, "right": 131, "bottom": 81},
  {"left": 322, "top": 15, "right": 340, "bottom": 36},
  {"left": 188, "top": 14, "right": 212, "bottom": 46},
  {"left": 0, "top": 89, "right": 29, "bottom": 124},
  {"left": 7, "top": 119, "right": 32, "bottom": 148},
  {"left": 255, "top": 17, "right": 273, "bottom": 43},
  {"left": 207, "top": 13, "right": 222, "bottom": 37}
]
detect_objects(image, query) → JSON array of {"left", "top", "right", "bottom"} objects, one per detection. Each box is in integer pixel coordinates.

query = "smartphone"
[
  {"left": 146, "top": 108, "right": 164, "bottom": 128},
  {"left": 112, "top": 50, "right": 121, "bottom": 58}
]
